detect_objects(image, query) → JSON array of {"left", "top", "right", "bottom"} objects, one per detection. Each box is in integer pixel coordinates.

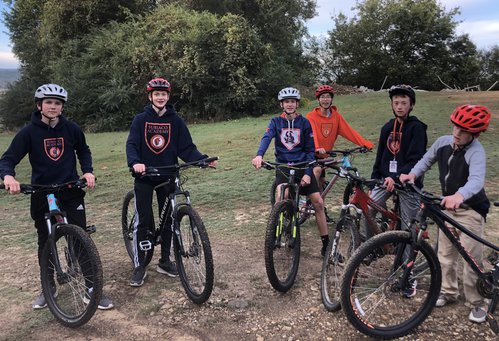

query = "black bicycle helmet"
[{"left": 388, "top": 84, "right": 416, "bottom": 105}]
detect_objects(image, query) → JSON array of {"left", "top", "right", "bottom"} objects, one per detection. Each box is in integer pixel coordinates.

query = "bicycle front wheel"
[
  {"left": 121, "top": 190, "right": 154, "bottom": 266},
  {"left": 174, "top": 205, "right": 214, "bottom": 304},
  {"left": 40, "top": 224, "right": 103, "bottom": 328},
  {"left": 265, "top": 200, "right": 300, "bottom": 292},
  {"left": 320, "top": 214, "right": 360, "bottom": 311},
  {"left": 340, "top": 230, "right": 441, "bottom": 339}
]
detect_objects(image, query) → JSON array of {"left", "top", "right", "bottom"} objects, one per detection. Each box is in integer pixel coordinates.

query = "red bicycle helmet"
[
  {"left": 146, "top": 77, "right": 171, "bottom": 93},
  {"left": 450, "top": 104, "right": 491, "bottom": 133},
  {"left": 315, "top": 85, "right": 334, "bottom": 98}
]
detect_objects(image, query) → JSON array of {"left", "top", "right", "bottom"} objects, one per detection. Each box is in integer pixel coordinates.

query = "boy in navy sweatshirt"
[
  {"left": 252, "top": 87, "right": 329, "bottom": 256},
  {"left": 0, "top": 83, "right": 113, "bottom": 310},
  {"left": 126, "top": 77, "right": 216, "bottom": 287}
]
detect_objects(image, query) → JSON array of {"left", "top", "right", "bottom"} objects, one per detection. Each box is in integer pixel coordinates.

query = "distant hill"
[{"left": 0, "top": 68, "right": 20, "bottom": 90}]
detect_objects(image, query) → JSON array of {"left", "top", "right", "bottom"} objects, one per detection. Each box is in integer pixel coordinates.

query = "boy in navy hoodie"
[
  {"left": 252, "top": 87, "right": 329, "bottom": 256},
  {"left": 0, "top": 83, "right": 113, "bottom": 310},
  {"left": 126, "top": 77, "right": 216, "bottom": 287}
]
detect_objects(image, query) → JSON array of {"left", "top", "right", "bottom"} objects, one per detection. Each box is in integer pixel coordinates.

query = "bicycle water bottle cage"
[{"left": 139, "top": 240, "right": 152, "bottom": 251}]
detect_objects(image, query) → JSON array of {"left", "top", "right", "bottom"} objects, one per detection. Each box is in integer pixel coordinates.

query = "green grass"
[{"left": 1, "top": 91, "right": 498, "bottom": 234}]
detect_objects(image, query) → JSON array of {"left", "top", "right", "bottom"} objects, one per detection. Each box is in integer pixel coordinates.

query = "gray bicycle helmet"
[
  {"left": 34, "top": 84, "right": 68, "bottom": 103},
  {"left": 278, "top": 87, "right": 301, "bottom": 101}
]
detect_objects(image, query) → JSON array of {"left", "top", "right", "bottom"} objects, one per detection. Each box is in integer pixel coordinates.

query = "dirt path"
[{"left": 1, "top": 205, "right": 498, "bottom": 340}]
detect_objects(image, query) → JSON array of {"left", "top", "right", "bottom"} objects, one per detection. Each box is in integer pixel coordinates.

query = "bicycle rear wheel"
[
  {"left": 174, "top": 205, "right": 214, "bottom": 304},
  {"left": 320, "top": 214, "right": 360, "bottom": 311},
  {"left": 340, "top": 230, "right": 441, "bottom": 339},
  {"left": 40, "top": 224, "right": 103, "bottom": 327},
  {"left": 121, "top": 190, "right": 154, "bottom": 266},
  {"left": 264, "top": 200, "right": 300, "bottom": 292}
]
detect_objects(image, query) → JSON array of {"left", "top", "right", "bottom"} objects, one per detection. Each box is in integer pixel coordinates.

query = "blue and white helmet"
[
  {"left": 34, "top": 84, "right": 68, "bottom": 103},
  {"left": 277, "top": 87, "right": 300, "bottom": 101}
]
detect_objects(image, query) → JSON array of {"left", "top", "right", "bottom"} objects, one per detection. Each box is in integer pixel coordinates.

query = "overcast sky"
[{"left": 0, "top": 0, "right": 498, "bottom": 68}]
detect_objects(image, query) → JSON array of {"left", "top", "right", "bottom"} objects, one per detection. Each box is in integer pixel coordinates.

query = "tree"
[
  {"left": 37, "top": 5, "right": 272, "bottom": 130},
  {"left": 477, "top": 46, "right": 499, "bottom": 90},
  {"left": 325, "top": 0, "right": 480, "bottom": 90}
]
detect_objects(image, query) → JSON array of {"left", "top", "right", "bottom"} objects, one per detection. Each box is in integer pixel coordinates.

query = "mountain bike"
[
  {"left": 339, "top": 183, "right": 499, "bottom": 339},
  {"left": 121, "top": 157, "right": 217, "bottom": 304},
  {"left": 270, "top": 147, "right": 369, "bottom": 226},
  {"left": 1, "top": 180, "right": 103, "bottom": 327},
  {"left": 262, "top": 159, "right": 317, "bottom": 292},
  {"left": 320, "top": 166, "right": 403, "bottom": 312}
]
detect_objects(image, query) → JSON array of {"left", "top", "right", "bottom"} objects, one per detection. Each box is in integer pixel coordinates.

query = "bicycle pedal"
[
  {"left": 85, "top": 225, "right": 96, "bottom": 234},
  {"left": 139, "top": 240, "right": 152, "bottom": 251}
]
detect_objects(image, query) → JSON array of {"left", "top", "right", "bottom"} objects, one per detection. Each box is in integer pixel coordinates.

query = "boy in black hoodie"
[
  {"left": 126, "top": 77, "right": 216, "bottom": 287},
  {"left": 0, "top": 83, "right": 114, "bottom": 310},
  {"left": 367, "top": 84, "right": 428, "bottom": 297}
]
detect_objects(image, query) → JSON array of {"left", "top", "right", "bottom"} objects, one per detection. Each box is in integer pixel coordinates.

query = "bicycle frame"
[
  {"left": 136, "top": 156, "right": 218, "bottom": 257},
  {"left": 406, "top": 185, "right": 499, "bottom": 330},
  {"left": 335, "top": 167, "right": 400, "bottom": 236}
]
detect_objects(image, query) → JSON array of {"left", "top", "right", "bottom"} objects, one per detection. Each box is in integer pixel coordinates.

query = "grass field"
[
  {"left": 0, "top": 90, "right": 498, "bottom": 338},
  {"left": 2, "top": 90, "right": 497, "bottom": 223}
]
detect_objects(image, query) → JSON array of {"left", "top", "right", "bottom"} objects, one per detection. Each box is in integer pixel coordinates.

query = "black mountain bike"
[
  {"left": 1, "top": 180, "right": 103, "bottom": 327},
  {"left": 122, "top": 157, "right": 217, "bottom": 304},
  {"left": 340, "top": 183, "right": 499, "bottom": 339},
  {"left": 262, "top": 160, "right": 316, "bottom": 292}
]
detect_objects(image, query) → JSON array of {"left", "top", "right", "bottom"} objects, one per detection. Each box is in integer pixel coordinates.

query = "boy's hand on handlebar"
[
  {"left": 399, "top": 173, "right": 416, "bottom": 184},
  {"left": 252, "top": 155, "right": 263, "bottom": 169},
  {"left": 383, "top": 177, "right": 395, "bottom": 192},
  {"left": 3, "top": 175, "right": 20, "bottom": 194},
  {"left": 132, "top": 163, "right": 146, "bottom": 175},
  {"left": 81, "top": 173, "right": 96, "bottom": 189},
  {"left": 441, "top": 193, "right": 465, "bottom": 210},
  {"left": 316, "top": 148, "right": 327, "bottom": 155}
]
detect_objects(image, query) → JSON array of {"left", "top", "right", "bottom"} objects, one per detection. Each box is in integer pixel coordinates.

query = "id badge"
[{"left": 389, "top": 160, "right": 398, "bottom": 173}]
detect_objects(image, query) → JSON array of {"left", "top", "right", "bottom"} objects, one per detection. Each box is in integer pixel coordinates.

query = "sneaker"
[
  {"left": 157, "top": 260, "right": 178, "bottom": 277},
  {"left": 130, "top": 266, "right": 147, "bottom": 287},
  {"left": 403, "top": 277, "right": 417, "bottom": 298},
  {"left": 435, "top": 293, "right": 457, "bottom": 307},
  {"left": 468, "top": 307, "right": 487, "bottom": 323},
  {"left": 32, "top": 287, "right": 57, "bottom": 310},
  {"left": 83, "top": 288, "right": 115, "bottom": 310}
]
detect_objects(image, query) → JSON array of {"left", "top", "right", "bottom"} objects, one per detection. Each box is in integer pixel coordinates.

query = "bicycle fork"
[{"left": 45, "top": 194, "right": 70, "bottom": 283}]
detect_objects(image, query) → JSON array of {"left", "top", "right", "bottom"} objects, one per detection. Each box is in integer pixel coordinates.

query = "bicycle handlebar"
[
  {"left": 0, "top": 178, "right": 88, "bottom": 194},
  {"left": 325, "top": 146, "right": 370, "bottom": 157},
  {"left": 261, "top": 160, "right": 316, "bottom": 171},
  {"left": 130, "top": 156, "right": 219, "bottom": 177},
  {"left": 403, "top": 182, "right": 470, "bottom": 209}
]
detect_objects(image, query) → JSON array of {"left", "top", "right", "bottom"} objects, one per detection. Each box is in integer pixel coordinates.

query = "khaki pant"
[{"left": 438, "top": 208, "right": 484, "bottom": 307}]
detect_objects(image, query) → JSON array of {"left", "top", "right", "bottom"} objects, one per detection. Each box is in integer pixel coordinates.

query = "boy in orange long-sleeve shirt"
[{"left": 307, "top": 85, "right": 374, "bottom": 189}]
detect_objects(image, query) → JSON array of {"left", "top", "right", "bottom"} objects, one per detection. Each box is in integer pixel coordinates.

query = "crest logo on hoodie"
[
  {"left": 145, "top": 122, "right": 171, "bottom": 154},
  {"left": 280, "top": 128, "right": 300, "bottom": 150},
  {"left": 321, "top": 123, "right": 332, "bottom": 137},
  {"left": 44, "top": 138, "right": 64, "bottom": 161}
]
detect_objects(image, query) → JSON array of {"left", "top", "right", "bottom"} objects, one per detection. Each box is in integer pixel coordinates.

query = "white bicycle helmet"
[
  {"left": 34, "top": 84, "right": 68, "bottom": 103},
  {"left": 278, "top": 87, "right": 301, "bottom": 101}
]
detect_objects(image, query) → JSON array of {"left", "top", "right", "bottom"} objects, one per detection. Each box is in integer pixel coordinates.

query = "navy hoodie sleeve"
[
  {"left": 72, "top": 123, "right": 93, "bottom": 174},
  {"left": 256, "top": 118, "right": 277, "bottom": 157},
  {"left": 126, "top": 115, "right": 143, "bottom": 167},
  {"left": 176, "top": 117, "right": 205, "bottom": 162},
  {"left": 0, "top": 127, "right": 31, "bottom": 180},
  {"left": 371, "top": 123, "right": 389, "bottom": 180}
]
